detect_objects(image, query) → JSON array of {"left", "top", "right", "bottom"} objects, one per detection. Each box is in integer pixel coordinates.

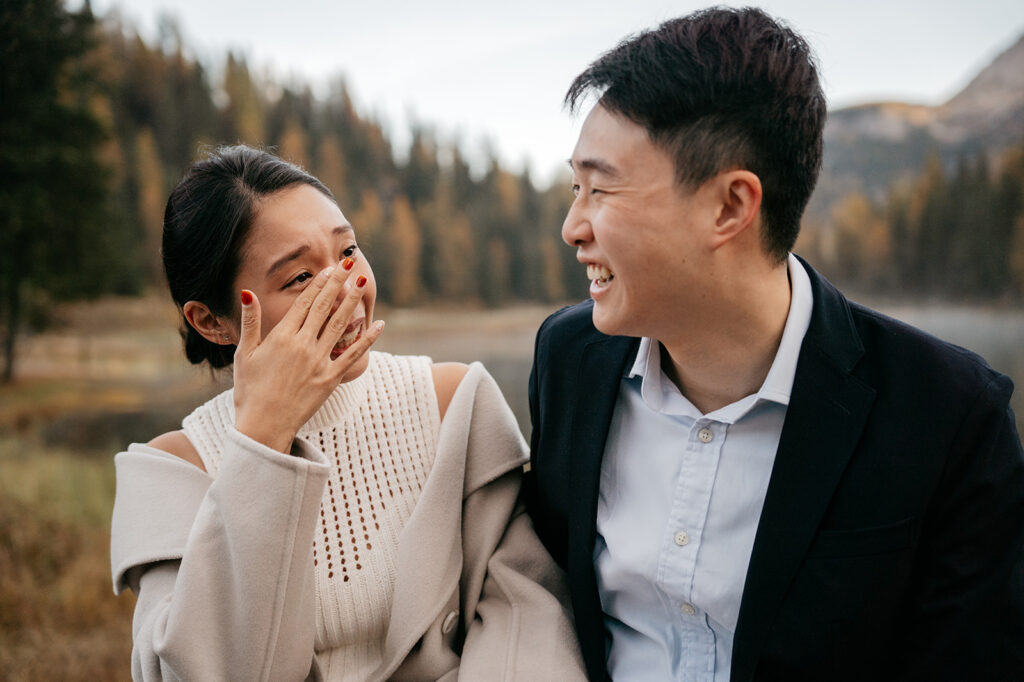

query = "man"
[{"left": 524, "top": 7, "right": 1024, "bottom": 681}]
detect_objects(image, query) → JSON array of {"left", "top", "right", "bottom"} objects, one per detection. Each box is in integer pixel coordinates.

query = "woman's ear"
[
  {"left": 710, "top": 170, "right": 762, "bottom": 250},
  {"left": 183, "top": 300, "right": 235, "bottom": 346}
]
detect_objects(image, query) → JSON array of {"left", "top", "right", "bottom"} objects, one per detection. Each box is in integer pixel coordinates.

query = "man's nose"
[{"left": 561, "top": 198, "right": 594, "bottom": 247}]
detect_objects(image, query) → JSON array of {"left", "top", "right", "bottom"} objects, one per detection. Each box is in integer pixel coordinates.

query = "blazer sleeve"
[
  {"left": 110, "top": 428, "right": 330, "bottom": 682},
  {"left": 454, "top": 366, "right": 587, "bottom": 681},
  {"left": 897, "top": 374, "right": 1024, "bottom": 679}
]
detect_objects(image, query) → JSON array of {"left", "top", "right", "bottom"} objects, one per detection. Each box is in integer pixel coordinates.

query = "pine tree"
[{"left": 0, "top": 0, "right": 119, "bottom": 381}]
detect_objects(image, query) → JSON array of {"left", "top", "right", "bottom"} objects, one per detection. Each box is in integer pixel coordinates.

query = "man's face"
[{"left": 564, "top": 104, "right": 719, "bottom": 339}]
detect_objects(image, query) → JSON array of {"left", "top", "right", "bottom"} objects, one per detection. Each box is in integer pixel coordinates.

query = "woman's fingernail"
[
  {"left": 356, "top": 275, "right": 367, "bottom": 287},
  {"left": 240, "top": 290, "right": 253, "bottom": 306},
  {"left": 342, "top": 257, "right": 355, "bottom": 270},
  {"left": 320, "top": 266, "right": 335, "bottom": 279},
  {"left": 374, "top": 320, "right": 385, "bottom": 332}
]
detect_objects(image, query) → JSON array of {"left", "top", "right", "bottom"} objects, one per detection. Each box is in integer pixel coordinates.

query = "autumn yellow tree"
[
  {"left": 277, "top": 116, "right": 310, "bottom": 169},
  {"left": 134, "top": 127, "right": 166, "bottom": 284},
  {"left": 385, "top": 196, "right": 423, "bottom": 306},
  {"left": 315, "top": 134, "right": 348, "bottom": 208},
  {"left": 351, "top": 189, "right": 386, "bottom": 287},
  {"left": 223, "top": 53, "right": 265, "bottom": 145}
]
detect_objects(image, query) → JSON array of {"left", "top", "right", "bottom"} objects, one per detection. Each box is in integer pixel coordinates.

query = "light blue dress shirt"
[{"left": 594, "top": 254, "right": 813, "bottom": 681}]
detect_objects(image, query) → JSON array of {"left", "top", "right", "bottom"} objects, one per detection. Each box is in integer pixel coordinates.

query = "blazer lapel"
[
  {"left": 567, "top": 333, "right": 638, "bottom": 679},
  {"left": 731, "top": 263, "right": 877, "bottom": 682}
]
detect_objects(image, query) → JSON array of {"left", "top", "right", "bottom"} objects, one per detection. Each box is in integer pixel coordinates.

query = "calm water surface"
[{"left": 379, "top": 302, "right": 1024, "bottom": 442}]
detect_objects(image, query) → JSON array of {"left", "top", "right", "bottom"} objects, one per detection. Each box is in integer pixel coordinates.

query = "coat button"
[{"left": 441, "top": 610, "right": 458, "bottom": 635}]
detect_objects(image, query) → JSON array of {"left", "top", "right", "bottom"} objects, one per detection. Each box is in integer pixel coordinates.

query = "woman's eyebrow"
[{"left": 264, "top": 225, "right": 353, "bottom": 279}]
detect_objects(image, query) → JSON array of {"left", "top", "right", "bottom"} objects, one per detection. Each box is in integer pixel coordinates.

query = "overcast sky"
[{"left": 82, "top": 0, "right": 1024, "bottom": 185}]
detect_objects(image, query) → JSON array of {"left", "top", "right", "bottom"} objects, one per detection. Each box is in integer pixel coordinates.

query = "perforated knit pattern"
[{"left": 181, "top": 351, "right": 441, "bottom": 681}]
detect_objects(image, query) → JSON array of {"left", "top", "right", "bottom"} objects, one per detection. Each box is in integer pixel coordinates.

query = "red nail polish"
[
  {"left": 342, "top": 258, "right": 355, "bottom": 270},
  {"left": 356, "top": 275, "right": 367, "bottom": 287},
  {"left": 240, "top": 290, "right": 253, "bottom": 305}
]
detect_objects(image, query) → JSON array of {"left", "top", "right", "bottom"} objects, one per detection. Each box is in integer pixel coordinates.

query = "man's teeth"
[{"left": 587, "top": 264, "right": 614, "bottom": 284}]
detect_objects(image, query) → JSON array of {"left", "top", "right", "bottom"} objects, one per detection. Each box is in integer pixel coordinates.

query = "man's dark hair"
[
  {"left": 163, "top": 145, "right": 336, "bottom": 368},
  {"left": 566, "top": 6, "right": 826, "bottom": 262}
]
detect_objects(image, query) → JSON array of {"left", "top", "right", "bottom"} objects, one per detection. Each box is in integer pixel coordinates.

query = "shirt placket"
[{"left": 656, "top": 418, "right": 725, "bottom": 680}]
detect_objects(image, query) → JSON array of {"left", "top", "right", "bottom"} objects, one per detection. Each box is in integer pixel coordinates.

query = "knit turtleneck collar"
[{"left": 297, "top": 352, "right": 377, "bottom": 434}]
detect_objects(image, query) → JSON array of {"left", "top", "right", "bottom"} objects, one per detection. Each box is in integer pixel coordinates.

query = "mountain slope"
[{"left": 808, "top": 33, "right": 1024, "bottom": 220}]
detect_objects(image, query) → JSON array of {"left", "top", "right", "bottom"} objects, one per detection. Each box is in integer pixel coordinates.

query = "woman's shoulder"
[
  {"left": 147, "top": 430, "right": 206, "bottom": 472},
  {"left": 431, "top": 362, "right": 470, "bottom": 420},
  {"left": 370, "top": 351, "right": 468, "bottom": 420}
]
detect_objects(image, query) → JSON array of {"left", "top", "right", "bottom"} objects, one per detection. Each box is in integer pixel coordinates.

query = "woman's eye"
[
  {"left": 285, "top": 272, "right": 313, "bottom": 288},
  {"left": 342, "top": 244, "right": 358, "bottom": 258},
  {"left": 571, "top": 184, "right": 580, "bottom": 197}
]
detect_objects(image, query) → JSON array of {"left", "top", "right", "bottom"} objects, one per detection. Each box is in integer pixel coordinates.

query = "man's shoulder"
[
  {"left": 844, "top": 299, "right": 1011, "bottom": 403},
  {"left": 800, "top": 257, "right": 1007, "bottom": 395},
  {"left": 536, "top": 300, "right": 599, "bottom": 345},
  {"left": 850, "top": 301, "right": 995, "bottom": 368}
]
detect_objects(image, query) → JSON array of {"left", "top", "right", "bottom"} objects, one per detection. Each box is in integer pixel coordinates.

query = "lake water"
[
  {"left": 16, "top": 301, "right": 1024, "bottom": 451},
  {"left": 379, "top": 302, "right": 1024, "bottom": 443}
]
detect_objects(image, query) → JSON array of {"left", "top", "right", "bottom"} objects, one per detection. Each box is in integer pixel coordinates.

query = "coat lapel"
[
  {"left": 566, "top": 333, "right": 638, "bottom": 679},
  {"left": 731, "top": 262, "right": 877, "bottom": 681}
]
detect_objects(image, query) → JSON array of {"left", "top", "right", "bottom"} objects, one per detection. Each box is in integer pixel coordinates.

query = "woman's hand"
[{"left": 232, "top": 259, "right": 384, "bottom": 453}]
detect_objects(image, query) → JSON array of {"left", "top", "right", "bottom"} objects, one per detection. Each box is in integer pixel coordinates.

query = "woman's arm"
[
  {"left": 112, "top": 432, "right": 329, "bottom": 681},
  {"left": 459, "top": 471, "right": 588, "bottom": 681},
  {"left": 447, "top": 365, "right": 587, "bottom": 680}
]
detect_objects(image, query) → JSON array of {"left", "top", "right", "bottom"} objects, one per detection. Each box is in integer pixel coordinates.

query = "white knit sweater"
[{"left": 182, "top": 351, "right": 440, "bottom": 680}]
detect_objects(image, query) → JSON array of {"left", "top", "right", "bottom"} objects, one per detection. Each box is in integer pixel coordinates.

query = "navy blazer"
[{"left": 525, "top": 259, "right": 1024, "bottom": 681}]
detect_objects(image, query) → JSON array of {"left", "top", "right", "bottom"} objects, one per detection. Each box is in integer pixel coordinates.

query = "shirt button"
[
  {"left": 698, "top": 428, "right": 714, "bottom": 443},
  {"left": 674, "top": 530, "right": 690, "bottom": 546},
  {"left": 441, "top": 610, "right": 458, "bottom": 635},
  {"left": 680, "top": 603, "right": 696, "bottom": 616}
]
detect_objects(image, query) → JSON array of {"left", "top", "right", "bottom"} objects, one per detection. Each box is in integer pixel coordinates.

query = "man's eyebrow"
[
  {"left": 567, "top": 157, "right": 621, "bottom": 179},
  {"left": 265, "top": 225, "right": 353, "bottom": 278}
]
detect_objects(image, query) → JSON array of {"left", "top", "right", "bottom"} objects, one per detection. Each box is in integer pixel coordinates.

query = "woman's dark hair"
[
  {"left": 163, "top": 145, "right": 335, "bottom": 368},
  {"left": 565, "top": 6, "right": 826, "bottom": 263}
]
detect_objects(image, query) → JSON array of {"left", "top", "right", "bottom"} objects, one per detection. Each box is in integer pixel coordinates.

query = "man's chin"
[{"left": 591, "top": 306, "right": 626, "bottom": 337}]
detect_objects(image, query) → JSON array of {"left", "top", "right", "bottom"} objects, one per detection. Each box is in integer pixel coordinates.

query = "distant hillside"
[{"left": 808, "top": 33, "right": 1024, "bottom": 220}]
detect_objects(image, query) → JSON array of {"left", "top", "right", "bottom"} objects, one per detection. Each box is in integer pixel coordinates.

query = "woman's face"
[{"left": 229, "top": 183, "right": 377, "bottom": 382}]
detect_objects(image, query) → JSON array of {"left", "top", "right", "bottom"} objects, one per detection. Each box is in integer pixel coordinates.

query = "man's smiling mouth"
[{"left": 587, "top": 263, "right": 614, "bottom": 287}]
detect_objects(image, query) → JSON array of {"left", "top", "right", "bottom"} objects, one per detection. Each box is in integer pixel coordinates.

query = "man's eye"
[{"left": 571, "top": 184, "right": 580, "bottom": 197}]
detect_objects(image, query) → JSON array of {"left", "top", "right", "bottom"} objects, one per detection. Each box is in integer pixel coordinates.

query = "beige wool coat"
[{"left": 111, "top": 362, "right": 585, "bottom": 681}]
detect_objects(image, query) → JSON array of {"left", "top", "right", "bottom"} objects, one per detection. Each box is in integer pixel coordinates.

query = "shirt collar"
[{"left": 628, "top": 253, "right": 813, "bottom": 418}]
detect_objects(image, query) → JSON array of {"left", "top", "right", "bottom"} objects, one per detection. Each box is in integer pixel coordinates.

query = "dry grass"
[{"left": 0, "top": 443, "right": 135, "bottom": 681}]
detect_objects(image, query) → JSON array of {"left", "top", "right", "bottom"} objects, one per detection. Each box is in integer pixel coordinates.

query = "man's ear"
[
  {"left": 710, "top": 170, "right": 762, "bottom": 250},
  {"left": 183, "top": 300, "right": 235, "bottom": 346}
]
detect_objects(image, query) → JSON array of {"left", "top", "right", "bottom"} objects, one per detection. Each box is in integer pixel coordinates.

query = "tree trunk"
[{"left": 3, "top": 274, "right": 21, "bottom": 383}]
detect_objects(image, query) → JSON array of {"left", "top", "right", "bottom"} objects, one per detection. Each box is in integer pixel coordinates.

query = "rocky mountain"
[{"left": 807, "top": 33, "right": 1024, "bottom": 220}]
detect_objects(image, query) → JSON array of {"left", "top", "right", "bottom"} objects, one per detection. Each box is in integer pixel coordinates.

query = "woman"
[{"left": 109, "top": 145, "right": 584, "bottom": 681}]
